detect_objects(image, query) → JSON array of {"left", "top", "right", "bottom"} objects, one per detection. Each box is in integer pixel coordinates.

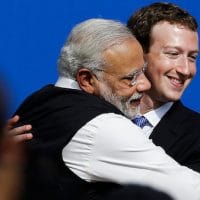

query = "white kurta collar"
[{"left": 55, "top": 76, "right": 80, "bottom": 90}]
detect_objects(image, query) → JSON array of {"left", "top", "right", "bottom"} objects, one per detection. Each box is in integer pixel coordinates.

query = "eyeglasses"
[
  {"left": 93, "top": 63, "right": 147, "bottom": 87},
  {"left": 129, "top": 63, "right": 147, "bottom": 86}
]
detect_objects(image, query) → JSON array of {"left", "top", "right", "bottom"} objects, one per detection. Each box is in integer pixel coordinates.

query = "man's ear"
[{"left": 76, "top": 68, "right": 97, "bottom": 94}]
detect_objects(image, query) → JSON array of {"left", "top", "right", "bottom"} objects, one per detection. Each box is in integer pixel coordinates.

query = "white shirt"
[
  {"left": 142, "top": 103, "right": 173, "bottom": 137},
  {"left": 55, "top": 76, "right": 200, "bottom": 200}
]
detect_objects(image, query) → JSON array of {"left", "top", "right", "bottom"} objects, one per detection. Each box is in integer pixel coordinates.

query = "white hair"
[{"left": 57, "top": 18, "right": 136, "bottom": 79}]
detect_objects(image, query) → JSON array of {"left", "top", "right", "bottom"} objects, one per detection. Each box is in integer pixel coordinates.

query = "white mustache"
[{"left": 128, "top": 93, "right": 143, "bottom": 102}]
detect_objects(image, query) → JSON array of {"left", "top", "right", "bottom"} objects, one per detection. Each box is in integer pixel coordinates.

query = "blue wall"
[{"left": 1, "top": 0, "right": 200, "bottom": 115}]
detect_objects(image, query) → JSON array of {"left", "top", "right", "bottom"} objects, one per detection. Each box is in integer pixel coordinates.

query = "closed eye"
[
  {"left": 165, "top": 51, "right": 179, "bottom": 58},
  {"left": 188, "top": 54, "right": 198, "bottom": 62}
]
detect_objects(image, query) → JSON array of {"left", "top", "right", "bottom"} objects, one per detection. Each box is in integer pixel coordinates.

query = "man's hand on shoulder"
[{"left": 6, "top": 115, "right": 33, "bottom": 143}]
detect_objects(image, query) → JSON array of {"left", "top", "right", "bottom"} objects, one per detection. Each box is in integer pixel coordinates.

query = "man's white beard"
[{"left": 99, "top": 81, "right": 141, "bottom": 119}]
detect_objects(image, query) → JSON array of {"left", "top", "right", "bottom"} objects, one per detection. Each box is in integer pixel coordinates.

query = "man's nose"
[
  {"left": 176, "top": 57, "right": 193, "bottom": 76},
  {"left": 135, "top": 73, "right": 151, "bottom": 92}
]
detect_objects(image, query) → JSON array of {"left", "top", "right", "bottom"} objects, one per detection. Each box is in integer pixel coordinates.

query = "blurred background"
[{"left": 1, "top": 0, "right": 200, "bottom": 115}]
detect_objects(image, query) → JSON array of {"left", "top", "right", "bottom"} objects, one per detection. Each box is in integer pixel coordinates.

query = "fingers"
[
  {"left": 6, "top": 115, "right": 20, "bottom": 130},
  {"left": 6, "top": 116, "right": 33, "bottom": 143},
  {"left": 12, "top": 133, "right": 33, "bottom": 143},
  {"left": 7, "top": 125, "right": 33, "bottom": 143},
  {"left": 8, "top": 124, "right": 32, "bottom": 136}
]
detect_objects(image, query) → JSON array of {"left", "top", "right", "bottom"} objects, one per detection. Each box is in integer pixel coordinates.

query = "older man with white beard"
[{"left": 14, "top": 18, "right": 200, "bottom": 200}]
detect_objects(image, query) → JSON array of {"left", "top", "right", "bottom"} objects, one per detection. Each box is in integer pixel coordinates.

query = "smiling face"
[
  {"left": 97, "top": 39, "right": 151, "bottom": 118},
  {"left": 144, "top": 22, "right": 199, "bottom": 107}
]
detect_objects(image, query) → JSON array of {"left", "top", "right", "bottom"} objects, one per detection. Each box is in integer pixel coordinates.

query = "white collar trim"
[
  {"left": 144, "top": 102, "right": 173, "bottom": 127},
  {"left": 55, "top": 76, "right": 81, "bottom": 90}
]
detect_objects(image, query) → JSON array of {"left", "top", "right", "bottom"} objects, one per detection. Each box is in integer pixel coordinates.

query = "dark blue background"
[{"left": 1, "top": 0, "right": 200, "bottom": 115}]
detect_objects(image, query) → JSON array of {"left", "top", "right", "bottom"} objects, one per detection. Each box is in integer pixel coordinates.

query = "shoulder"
[
  {"left": 15, "top": 85, "right": 123, "bottom": 119},
  {"left": 173, "top": 101, "right": 200, "bottom": 121},
  {"left": 164, "top": 101, "right": 200, "bottom": 137},
  {"left": 164, "top": 101, "right": 200, "bottom": 120},
  {"left": 153, "top": 101, "right": 200, "bottom": 137}
]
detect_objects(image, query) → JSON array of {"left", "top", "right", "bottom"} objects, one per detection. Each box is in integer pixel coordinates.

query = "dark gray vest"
[{"left": 15, "top": 85, "right": 123, "bottom": 200}]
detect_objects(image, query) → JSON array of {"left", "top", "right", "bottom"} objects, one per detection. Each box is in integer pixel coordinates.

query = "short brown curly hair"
[{"left": 127, "top": 2, "right": 198, "bottom": 53}]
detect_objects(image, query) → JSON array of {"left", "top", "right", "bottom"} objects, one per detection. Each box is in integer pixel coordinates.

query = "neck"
[{"left": 140, "top": 93, "right": 164, "bottom": 114}]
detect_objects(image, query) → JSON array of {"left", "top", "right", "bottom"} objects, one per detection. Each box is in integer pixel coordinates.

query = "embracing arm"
[{"left": 63, "top": 113, "right": 200, "bottom": 200}]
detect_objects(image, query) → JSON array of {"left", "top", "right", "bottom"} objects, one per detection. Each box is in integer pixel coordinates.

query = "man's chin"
[
  {"left": 123, "top": 106, "right": 141, "bottom": 119},
  {"left": 161, "top": 92, "right": 183, "bottom": 102}
]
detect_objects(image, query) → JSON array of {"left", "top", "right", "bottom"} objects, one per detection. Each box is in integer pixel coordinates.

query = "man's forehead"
[
  {"left": 103, "top": 39, "right": 144, "bottom": 73},
  {"left": 150, "top": 22, "right": 198, "bottom": 49},
  {"left": 103, "top": 39, "right": 143, "bottom": 60},
  {"left": 151, "top": 21, "right": 198, "bottom": 36}
]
